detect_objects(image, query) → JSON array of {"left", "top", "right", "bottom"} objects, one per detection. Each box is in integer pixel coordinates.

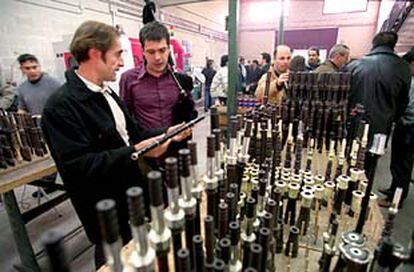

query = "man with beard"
[{"left": 306, "top": 46, "right": 321, "bottom": 71}]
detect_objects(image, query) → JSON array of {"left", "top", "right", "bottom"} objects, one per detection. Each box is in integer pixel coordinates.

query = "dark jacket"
[
  {"left": 259, "top": 63, "right": 271, "bottom": 78},
  {"left": 246, "top": 67, "right": 261, "bottom": 93},
  {"left": 42, "top": 68, "right": 164, "bottom": 244},
  {"left": 306, "top": 61, "right": 320, "bottom": 71},
  {"left": 346, "top": 46, "right": 411, "bottom": 139},
  {"left": 143, "top": 2, "right": 156, "bottom": 24},
  {"left": 170, "top": 70, "right": 198, "bottom": 124},
  {"left": 201, "top": 67, "right": 216, "bottom": 88}
]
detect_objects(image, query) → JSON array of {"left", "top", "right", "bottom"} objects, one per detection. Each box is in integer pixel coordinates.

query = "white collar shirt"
[{"left": 75, "top": 71, "right": 130, "bottom": 146}]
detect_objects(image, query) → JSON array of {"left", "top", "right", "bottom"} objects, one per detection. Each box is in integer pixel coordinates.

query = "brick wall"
[{"left": 0, "top": 0, "right": 227, "bottom": 82}]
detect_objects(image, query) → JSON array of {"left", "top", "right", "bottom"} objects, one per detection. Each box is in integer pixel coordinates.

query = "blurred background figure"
[
  {"left": 0, "top": 65, "right": 17, "bottom": 111},
  {"left": 238, "top": 56, "right": 247, "bottom": 92},
  {"left": 290, "top": 55, "right": 307, "bottom": 72},
  {"left": 258, "top": 52, "right": 271, "bottom": 77},
  {"left": 211, "top": 54, "right": 229, "bottom": 105},
  {"left": 201, "top": 59, "right": 216, "bottom": 111},
  {"left": 246, "top": 59, "right": 261, "bottom": 94},
  {"left": 315, "top": 44, "right": 350, "bottom": 73},
  {"left": 142, "top": 0, "right": 156, "bottom": 24},
  {"left": 306, "top": 46, "right": 321, "bottom": 71}
]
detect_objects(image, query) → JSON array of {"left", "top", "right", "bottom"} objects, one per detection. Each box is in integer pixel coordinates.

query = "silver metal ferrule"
[
  {"left": 148, "top": 205, "right": 171, "bottom": 252},
  {"left": 241, "top": 218, "right": 256, "bottom": 243},
  {"left": 237, "top": 193, "right": 246, "bottom": 216},
  {"left": 242, "top": 136, "right": 251, "bottom": 157},
  {"left": 240, "top": 136, "right": 251, "bottom": 162},
  {"left": 167, "top": 187, "right": 180, "bottom": 215},
  {"left": 207, "top": 157, "right": 215, "bottom": 179},
  {"left": 229, "top": 244, "right": 242, "bottom": 272},
  {"left": 178, "top": 197, "right": 197, "bottom": 215},
  {"left": 179, "top": 176, "right": 197, "bottom": 215},
  {"left": 103, "top": 240, "right": 123, "bottom": 272},
  {"left": 215, "top": 150, "right": 222, "bottom": 171},
  {"left": 181, "top": 176, "right": 192, "bottom": 202},
  {"left": 190, "top": 163, "right": 198, "bottom": 179},
  {"left": 229, "top": 138, "right": 238, "bottom": 158},
  {"left": 129, "top": 225, "right": 156, "bottom": 271},
  {"left": 190, "top": 165, "right": 203, "bottom": 199},
  {"left": 257, "top": 195, "right": 265, "bottom": 217},
  {"left": 164, "top": 188, "right": 185, "bottom": 230}
]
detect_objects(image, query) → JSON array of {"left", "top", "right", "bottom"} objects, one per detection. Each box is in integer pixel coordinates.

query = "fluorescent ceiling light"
[
  {"left": 323, "top": 0, "right": 368, "bottom": 14},
  {"left": 247, "top": 0, "right": 290, "bottom": 23}
]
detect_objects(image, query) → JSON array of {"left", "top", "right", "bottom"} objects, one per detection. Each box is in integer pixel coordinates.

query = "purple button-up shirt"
[{"left": 120, "top": 65, "right": 180, "bottom": 129}]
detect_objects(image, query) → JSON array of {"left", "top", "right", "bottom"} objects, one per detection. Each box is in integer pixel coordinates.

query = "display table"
[
  {"left": 98, "top": 185, "right": 384, "bottom": 271},
  {"left": 0, "top": 157, "right": 59, "bottom": 272}
]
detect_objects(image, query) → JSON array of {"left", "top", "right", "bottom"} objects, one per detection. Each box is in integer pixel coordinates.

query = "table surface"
[{"left": 0, "top": 157, "right": 56, "bottom": 194}]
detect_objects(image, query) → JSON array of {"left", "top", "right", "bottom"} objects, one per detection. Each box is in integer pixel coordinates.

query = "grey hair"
[{"left": 329, "top": 44, "right": 350, "bottom": 59}]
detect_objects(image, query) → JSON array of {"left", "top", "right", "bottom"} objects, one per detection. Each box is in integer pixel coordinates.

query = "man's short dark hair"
[
  {"left": 308, "top": 46, "right": 320, "bottom": 56},
  {"left": 17, "top": 54, "right": 38, "bottom": 65},
  {"left": 253, "top": 60, "right": 259, "bottom": 65},
  {"left": 372, "top": 31, "right": 398, "bottom": 50},
  {"left": 139, "top": 21, "right": 170, "bottom": 48},
  {"left": 220, "top": 55, "right": 228, "bottom": 67},
  {"left": 402, "top": 50, "right": 414, "bottom": 64},
  {"left": 261, "top": 52, "right": 271, "bottom": 64},
  {"left": 70, "top": 21, "right": 119, "bottom": 63}
]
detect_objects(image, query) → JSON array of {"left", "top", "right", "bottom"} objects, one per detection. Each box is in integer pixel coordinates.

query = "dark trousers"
[
  {"left": 204, "top": 85, "right": 212, "bottom": 111},
  {"left": 389, "top": 124, "right": 414, "bottom": 203}
]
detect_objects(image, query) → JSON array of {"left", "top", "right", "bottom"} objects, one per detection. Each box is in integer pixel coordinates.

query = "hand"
[
  {"left": 276, "top": 73, "right": 289, "bottom": 87},
  {"left": 167, "top": 123, "right": 192, "bottom": 142},
  {"left": 134, "top": 134, "right": 171, "bottom": 158}
]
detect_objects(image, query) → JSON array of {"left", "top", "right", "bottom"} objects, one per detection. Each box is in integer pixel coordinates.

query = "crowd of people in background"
[
  {"left": 203, "top": 42, "right": 351, "bottom": 108},
  {"left": 200, "top": 32, "right": 413, "bottom": 209}
]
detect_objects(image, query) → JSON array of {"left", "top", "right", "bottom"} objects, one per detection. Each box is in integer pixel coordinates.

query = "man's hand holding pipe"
[
  {"left": 133, "top": 123, "right": 192, "bottom": 157},
  {"left": 167, "top": 122, "right": 193, "bottom": 142}
]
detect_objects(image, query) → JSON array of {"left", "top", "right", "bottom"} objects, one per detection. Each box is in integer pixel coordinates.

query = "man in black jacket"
[
  {"left": 142, "top": 0, "right": 156, "bottom": 24},
  {"left": 41, "top": 20, "right": 189, "bottom": 268},
  {"left": 258, "top": 52, "right": 271, "bottom": 77},
  {"left": 346, "top": 32, "right": 411, "bottom": 173},
  {"left": 378, "top": 50, "right": 414, "bottom": 208}
]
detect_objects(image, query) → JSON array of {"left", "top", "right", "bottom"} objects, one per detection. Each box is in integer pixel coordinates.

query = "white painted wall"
[{"left": 163, "top": 1, "right": 228, "bottom": 68}]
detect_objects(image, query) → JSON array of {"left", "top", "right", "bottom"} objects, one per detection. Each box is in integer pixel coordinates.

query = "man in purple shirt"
[{"left": 120, "top": 21, "right": 195, "bottom": 130}]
